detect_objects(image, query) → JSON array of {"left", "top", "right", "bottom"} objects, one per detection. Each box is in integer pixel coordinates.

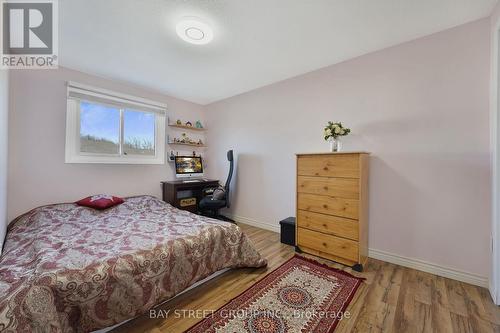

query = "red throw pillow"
[{"left": 76, "top": 194, "right": 124, "bottom": 210}]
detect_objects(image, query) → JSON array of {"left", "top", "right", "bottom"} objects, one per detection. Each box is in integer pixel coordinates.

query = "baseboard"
[
  {"left": 489, "top": 277, "right": 498, "bottom": 304},
  {"left": 490, "top": 286, "right": 498, "bottom": 305},
  {"left": 230, "top": 214, "right": 489, "bottom": 288},
  {"left": 227, "top": 214, "right": 280, "bottom": 233},
  {"left": 368, "top": 248, "right": 489, "bottom": 288}
]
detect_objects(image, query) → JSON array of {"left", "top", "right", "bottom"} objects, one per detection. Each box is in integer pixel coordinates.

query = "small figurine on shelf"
[
  {"left": 180, "top": 133, "right": 189, "bottom": 143},
  {"left": 195, "top": 120, "right": 203, "bottom": 129},
  {"left": 169, "top": 151, "right": 175, "bottom": 161},
  {"left": 185, "top": 121, "right": 192, "bottom": 127},
  {"left": 176, "top": 119, "right": 182, "bottom": 125},
  {"left": 198, "top": 139, "right": 204, "bottom": 146},
  {"left": 192, "top": 151, "right": 196, "bottom": 156}
]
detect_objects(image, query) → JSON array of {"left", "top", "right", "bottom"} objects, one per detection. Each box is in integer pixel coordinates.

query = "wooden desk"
[{"left": 161, "top": 179, "right": 219, "bottom": 213}]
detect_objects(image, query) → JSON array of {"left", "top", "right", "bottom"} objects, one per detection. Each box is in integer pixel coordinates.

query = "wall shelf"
[
  {"left": 167, "top": 141, "right": 207, "bottom": 148},
  {"left": 168, "top": 124, "right": 206, "bottom": 131}
]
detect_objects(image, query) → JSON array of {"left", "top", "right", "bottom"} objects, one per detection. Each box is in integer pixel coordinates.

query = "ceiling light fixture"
[{"left": 176, "top": 17, "right": 214, "bottom": 45}]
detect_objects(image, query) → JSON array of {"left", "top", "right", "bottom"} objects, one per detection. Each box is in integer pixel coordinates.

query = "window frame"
[{"left": 65, "top": 82, "right": 166, "bottom": 164}]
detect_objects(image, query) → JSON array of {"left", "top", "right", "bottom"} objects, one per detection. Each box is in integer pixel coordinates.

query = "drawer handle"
[
  {"left": 323, "top": 186, "right": 328, "bottom": 191},
  {"left": 322, "top": 224, "right": 327, "bottom": 228},
  {"left": 323, "top": 204, "right": 328, "bottom": 209},
  {"left": 323, "top": 167, "right": 329, "bottom": 171},
  {"left": 322, "top": 242, "right": 327, "bottom": 247}
]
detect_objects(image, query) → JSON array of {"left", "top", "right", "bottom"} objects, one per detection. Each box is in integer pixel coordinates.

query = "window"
[
  {"left": 79, "top": 102, "right": 120, "bottom": 155},
  {"left": 65, "top": 82, "right": 166, "bottom": 164},
  {"left": 123, "top": 109, "right": 156, "bottom": 156}
]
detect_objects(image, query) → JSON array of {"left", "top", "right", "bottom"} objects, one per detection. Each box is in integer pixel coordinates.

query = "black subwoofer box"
[{"left": 279, "top": 217, "right": 296, "bottom": 246}]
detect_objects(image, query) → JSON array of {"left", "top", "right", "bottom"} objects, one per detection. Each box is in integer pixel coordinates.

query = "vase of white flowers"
[
  {"left": 330, "top": 137, "right": 341, "bottom": 152},
  {"left": 324, "top": 121, "right": 351, "bottom": 152}
]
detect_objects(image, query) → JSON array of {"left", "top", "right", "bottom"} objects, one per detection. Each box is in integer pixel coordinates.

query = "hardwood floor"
[{"left": 112, "top": 223, "right": 500, "bottom": 333}]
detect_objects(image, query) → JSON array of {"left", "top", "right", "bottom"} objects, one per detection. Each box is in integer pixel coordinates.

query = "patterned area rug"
[{"left": 185, "top": 255, "right": 364, "bottom": 333}]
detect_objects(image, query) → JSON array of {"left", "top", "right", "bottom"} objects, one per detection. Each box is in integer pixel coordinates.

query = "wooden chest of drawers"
[{"left": 295, "top": 152, "right": 369, "bottom": 271}]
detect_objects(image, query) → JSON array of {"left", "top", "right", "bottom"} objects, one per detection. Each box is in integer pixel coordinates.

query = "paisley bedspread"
[{"left": 0, "top": 196, "right": 267, "bottom": 332}]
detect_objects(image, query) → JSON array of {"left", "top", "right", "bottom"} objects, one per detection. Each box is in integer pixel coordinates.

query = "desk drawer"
[
  {"left": 297, "top": 210, "right": 358, "bottom": 240},
  {"left": 297, "top": 154, "right": 359, "bottom": 178},
  {"left": 297, "top": 193, "right": 359, "bottom": 219},
  {"left": 297, "top": 227, "right": 359, "bottom": 262},
  {"left": 297, "top": 176, "right": 359, "bottom": 199}
]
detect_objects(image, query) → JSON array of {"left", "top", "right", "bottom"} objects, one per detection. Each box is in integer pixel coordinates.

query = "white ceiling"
[{"left": 59, "top": 0, "right": 497, "bottom": 105}]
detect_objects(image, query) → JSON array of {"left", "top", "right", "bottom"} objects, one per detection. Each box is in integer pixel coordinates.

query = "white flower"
[
  {"left": 325, "top": 129, "right": 332, "bottom": 136},
  {"left": 334, "top": 127, "right": 341, "bottom": 134},
  {"left": 340, "top": 129, "right": 345, "bottom": 135}
]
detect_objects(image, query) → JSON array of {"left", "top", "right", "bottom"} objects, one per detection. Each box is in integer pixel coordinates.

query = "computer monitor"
[{"left": 175, "top": 156, "right": 204, "bottom": 178}]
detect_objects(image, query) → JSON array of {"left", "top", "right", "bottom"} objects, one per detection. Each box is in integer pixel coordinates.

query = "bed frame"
[{"left": 93, "top": 268, "right": 230, "bottom": 332}]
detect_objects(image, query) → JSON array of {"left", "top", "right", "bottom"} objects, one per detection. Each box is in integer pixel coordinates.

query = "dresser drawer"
[
  {"left": 297, "top": 176, "right": 359, "bottom": 199},
  {"left": 297, "top": 210, "right": 358, "bottom": 240},
  {"left": 297, "top": 154, "right": 359, "bottom": 178},
  {"left": 297, "top": 193, "right": 359, "bottom": 219},
  {"left": 297, "top": 227, "right": 359, "bottom": 262}
]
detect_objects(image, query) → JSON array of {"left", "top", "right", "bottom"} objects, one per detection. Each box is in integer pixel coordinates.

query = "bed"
[{"left": 0, "top": 196, "right": 267, "bottom": 332}]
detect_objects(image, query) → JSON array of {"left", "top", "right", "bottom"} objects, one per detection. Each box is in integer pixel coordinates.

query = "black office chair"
[{"left": 199, "top": 150, "right": 234, "bottom": 222}]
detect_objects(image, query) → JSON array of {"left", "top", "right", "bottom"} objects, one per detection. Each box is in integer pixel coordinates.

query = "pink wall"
[
  {"left": 205, "top": 19, "right": 491, "bottom": 277},
  {"left": 7, "top": 67, "right": 205, "bottom": 221}
]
